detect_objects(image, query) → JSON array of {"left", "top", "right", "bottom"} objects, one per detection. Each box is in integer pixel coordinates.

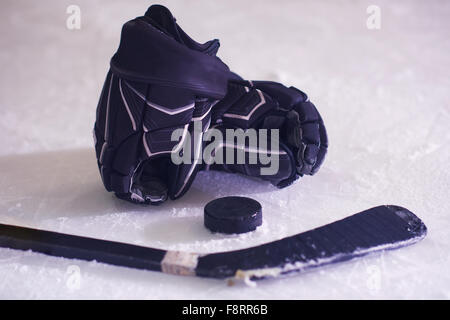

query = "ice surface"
[{"left": 0, "top": 0, "right": 449, "bottom": 299}]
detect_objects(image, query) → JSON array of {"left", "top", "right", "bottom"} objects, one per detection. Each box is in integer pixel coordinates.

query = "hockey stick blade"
[{"left": 0, "top": 205, "right": 426, "bottom": 281}]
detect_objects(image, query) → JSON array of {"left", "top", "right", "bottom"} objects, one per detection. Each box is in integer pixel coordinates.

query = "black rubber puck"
[{"left": 204, "top": 196, "right": 262, "bottom": 234}]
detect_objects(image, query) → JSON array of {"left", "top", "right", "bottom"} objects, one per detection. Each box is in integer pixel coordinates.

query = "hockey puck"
[{"left": 204, "top": 196, "right": 262, "bottom": 234}]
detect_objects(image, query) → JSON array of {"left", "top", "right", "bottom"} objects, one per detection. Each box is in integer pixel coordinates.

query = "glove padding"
[
  {"left": 93, "top": 5, "right": 328, "bottom": 205},
  {"left": 205, "top": 80, "right": 328, "bottom": 188}
]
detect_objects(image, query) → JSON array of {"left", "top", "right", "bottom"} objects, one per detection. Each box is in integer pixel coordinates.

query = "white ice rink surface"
[{"left": 0, "top": 0, "right": 449, "bottom": 299}]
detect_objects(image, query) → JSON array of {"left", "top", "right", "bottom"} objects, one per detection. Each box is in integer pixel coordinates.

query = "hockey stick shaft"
[{"left": 0, "top": 205, "right": 426, "bottom": 281}]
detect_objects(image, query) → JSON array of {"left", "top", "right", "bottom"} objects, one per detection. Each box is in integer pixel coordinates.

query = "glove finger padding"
[
  {"left": 252, "top": 81, "right": 328, "bottom": 176},
  {"left": 292, "top": 98, "right": 328, "bottom": 175},
  {"left": 205, "top": 80, "right": 328, "bottom": 188},
  {"left": 205, "top": 124, "right": 298, "bottom": 188}
]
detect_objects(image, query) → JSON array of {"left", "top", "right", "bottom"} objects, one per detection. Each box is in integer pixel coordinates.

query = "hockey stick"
[{"left": 0, "top": 205, "right": 426, "bottom": 282}]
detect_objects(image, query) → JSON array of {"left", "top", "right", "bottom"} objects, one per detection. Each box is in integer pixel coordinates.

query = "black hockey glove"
[{"left": 93, "top": 5, "right": 327, "bottom": 204}]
